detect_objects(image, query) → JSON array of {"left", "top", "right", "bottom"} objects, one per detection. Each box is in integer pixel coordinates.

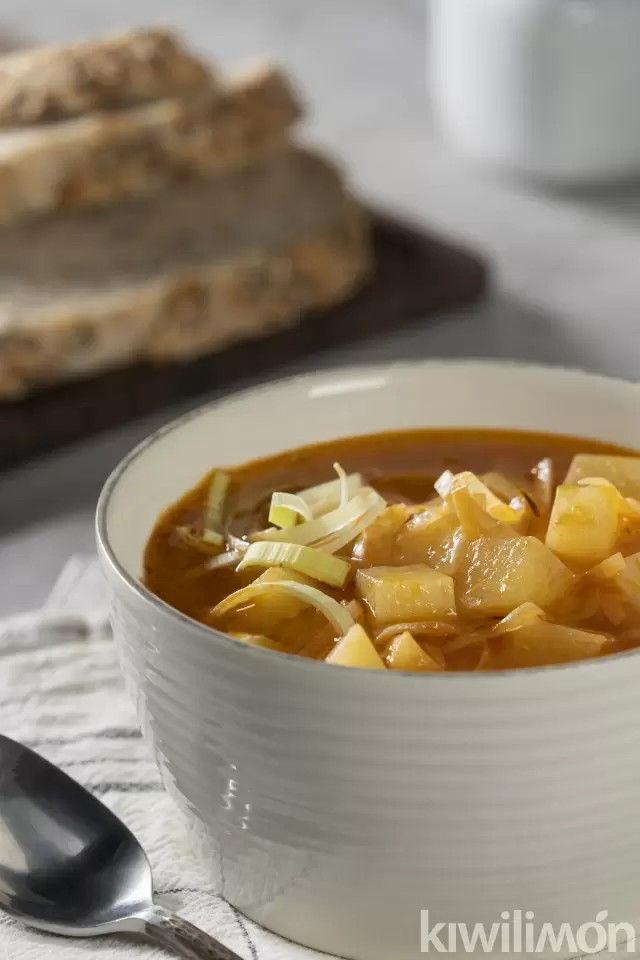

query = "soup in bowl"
[
  {"left": 97, "top": 362, "right": 640, "bottom": 960},
  {"left": 144, "top": 430, "right": 640, "bottom": 673}
]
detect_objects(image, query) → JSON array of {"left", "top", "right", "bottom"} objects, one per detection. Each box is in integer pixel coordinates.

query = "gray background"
[{"left": 1, "top": 0, "right": 640, "bottom": 615}]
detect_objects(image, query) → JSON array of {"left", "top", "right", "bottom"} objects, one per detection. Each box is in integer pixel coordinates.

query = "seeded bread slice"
[
  {"left": 0, "top": 28, "right": 213, "bottom": 127},
  {"left": 0, "top": 63, "right": 301, "bottom": 225},
  {"left": 0, "top": 149, "right": 372, "bottom": 398}
]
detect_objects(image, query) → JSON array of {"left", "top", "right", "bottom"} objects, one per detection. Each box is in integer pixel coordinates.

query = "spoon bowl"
[{"left": 0, "top": 734, "right": 242, "bottom": 959}]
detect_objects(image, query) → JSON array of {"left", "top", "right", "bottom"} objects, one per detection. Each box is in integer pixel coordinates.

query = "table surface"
[{"left": 2, "top": 0, "right": 640, "bottom": 616}]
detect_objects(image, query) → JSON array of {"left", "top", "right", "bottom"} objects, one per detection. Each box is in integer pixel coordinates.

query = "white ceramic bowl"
[{"left": 97, "top": 362, "right": 640, "bottom": 960}]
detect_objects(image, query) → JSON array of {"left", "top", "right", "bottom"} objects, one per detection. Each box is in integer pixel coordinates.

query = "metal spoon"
[{"left": 0, "top": 734, "right": 243, "bottom": 959}]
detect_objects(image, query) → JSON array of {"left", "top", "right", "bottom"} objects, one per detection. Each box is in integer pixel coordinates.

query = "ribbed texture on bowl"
[
  {"left": 107, "top": 576, "right": 640, "bottom": 960},
  {"left": 98, "top": 361, "right": 640, "bottom": 960}
]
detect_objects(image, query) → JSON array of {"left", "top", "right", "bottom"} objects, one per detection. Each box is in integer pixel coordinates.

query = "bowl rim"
[{"left": 96, "top": 358, "right": 640, "bottom": 681}]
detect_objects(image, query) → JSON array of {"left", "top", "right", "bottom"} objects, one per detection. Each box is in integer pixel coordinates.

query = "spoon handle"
[{"left": 143, "top": 907, "right": 245, "bottom": 960}]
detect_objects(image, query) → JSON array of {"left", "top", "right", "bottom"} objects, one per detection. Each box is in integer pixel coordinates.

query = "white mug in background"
[{"left": 428, "top": 0, "right": 640, "bottom": 184}]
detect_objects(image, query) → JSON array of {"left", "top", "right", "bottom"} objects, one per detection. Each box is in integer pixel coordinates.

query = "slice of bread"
[
  {"left": 0, "top": 28, "right": 213, "bottom": 127},
  {"left": 0, "top": 63, "right": 301, "bottom": 225},
  {"left": 0, "top": 149, "right": 372, "bottom": 398}
]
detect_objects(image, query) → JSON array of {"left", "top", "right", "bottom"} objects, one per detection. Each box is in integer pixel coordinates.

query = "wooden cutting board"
[{"left": 0, "top": 210, "right": 488, "bottom": 470}]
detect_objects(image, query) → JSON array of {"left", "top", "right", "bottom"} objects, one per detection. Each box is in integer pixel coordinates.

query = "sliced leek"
[
  {"left": 237, "top": 541, "right": 351, "bottom": 588},
  {"left": 211, "top": 581, "right": 355, "bottom": 635},
  {"left": 268, "top": 492, "right": 313, "bottom": 529},
  {"left": 226, "top": 533, "right": 250, "bottom": 554},
  {"left": 334, "top": 462, "right": 350, "bottom": 508},
  {"left": 177, "top": 470, "right": 229, "bottom": 551},
  {"left": 317, "top": 497, "right": 389, "bottom": 555},
  {"left": 204, "top": 471, "right": 230, "bottom": 539},
  {"left": 202, "top": 529, "right": 225, "bottom": 547},
  {"left": 205, "top": 550, "right": 243, "bottom": 570},
  {"left": 176, "top": 526, "right": 224, "bottom": 555},
  {"left": 376, "top": 620, "right": 458, "bottom": 644},
  {"left": 297, "top": 471, "right": 364, "bottom": 517},
  {"left": 255, "top": 487, "right": 386, "bottom": 553}
]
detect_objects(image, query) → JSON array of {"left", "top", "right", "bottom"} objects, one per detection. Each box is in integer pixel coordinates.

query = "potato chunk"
[
  {"left": 352, "top": 504, "right": 414, "bottom": 565},
  {"left": 326, "top": 624, "right": 386, "bottom": 669},
  {"left": 565, "top": 455, "right": 640, "bottom": 498},
  {"left": 356, "top": 565, "right": 455, "bottom": 625},
  {"left": 546, "top": 483, "right": 621, "bottom": 567},
  {"left": 436, "top": 470, "right": 529, "bottom": 532},
  {"left": 457, "top": 537, "right": 574, "bottom": 617},
  {"left": 396, "top": 504, "right": 465, "bottom": 574},
  {"left": 487, "top": 620, "right": 609, "bottom": 670},
  {"left": 596, "top": 551, "right": 640, "bottom": 615},
  {"left": 385, "top": 631, "right": 442, "bottom": 671}
]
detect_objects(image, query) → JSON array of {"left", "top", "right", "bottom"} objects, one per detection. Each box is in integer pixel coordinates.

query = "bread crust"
[
  {"left": 0, "top": 202, "right": 372, "bottom": 398},
  {"left": 0, "top": 28, "right": 213, "bottom": 127},
  {"left": 0, "top": 64, "right": 301, "bottom": 224}
]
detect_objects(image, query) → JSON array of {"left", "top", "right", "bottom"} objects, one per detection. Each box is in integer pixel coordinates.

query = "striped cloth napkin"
[{"left": 0, "top": 556, "right": 332, "bottom": 960}]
